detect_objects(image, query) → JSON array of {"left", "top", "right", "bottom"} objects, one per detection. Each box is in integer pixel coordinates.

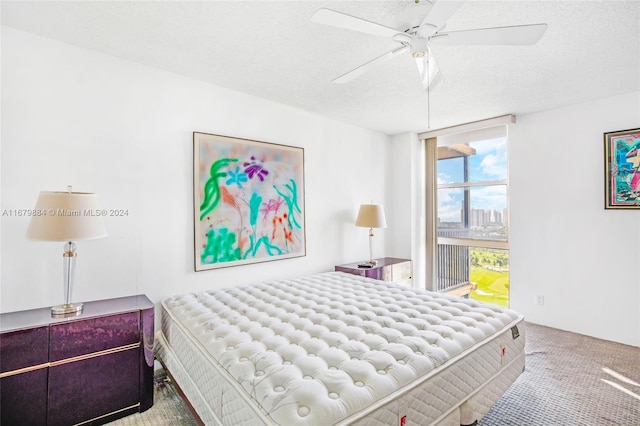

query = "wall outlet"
[{"left": 536, "top": 295, "right": 544, "bottom": 306}]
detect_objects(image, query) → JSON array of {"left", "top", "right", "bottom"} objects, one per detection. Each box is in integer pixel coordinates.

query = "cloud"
[
  {"left": 471, "top": 186, "right": 507, "bottom": 210},
  {"left": 478, "top": 139, "right": 507, "bottom": 177},
  {"left": 438, "top": 187, "right": 463, "bottom": 222}
]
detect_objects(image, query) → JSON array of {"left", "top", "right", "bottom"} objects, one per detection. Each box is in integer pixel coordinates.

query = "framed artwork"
[
  {"left": 604, "top": 128, "right": 640, "bottom": 209},
  {"left": 193, "top": 132, "right": 305, "bottom": 271}
]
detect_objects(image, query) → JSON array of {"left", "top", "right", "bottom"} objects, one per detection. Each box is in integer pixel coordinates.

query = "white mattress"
[{"left": 156, "top": 272, "right": 525, "bottom": 425}]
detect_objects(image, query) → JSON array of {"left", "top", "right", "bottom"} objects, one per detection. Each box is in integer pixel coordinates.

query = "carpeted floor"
[
  {"left": 109, "top": 323, "right": 639, "bottom": 425},
  {"left": 478, "top": 323, "right": 639, "bottom": 426},
  {"left": 108, "top": 369, "right": 199, "bottom": 426}
]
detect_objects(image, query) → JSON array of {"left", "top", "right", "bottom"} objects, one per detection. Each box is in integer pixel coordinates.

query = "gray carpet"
[
  {"left": 479, "top": 323, "right": 639, "bottom": 426},
  {"left": 109, "top": 323, "right": 639, "bottom": 425},
  {"left": 108, "top": 370, "right": 199, "bottom": 426}
]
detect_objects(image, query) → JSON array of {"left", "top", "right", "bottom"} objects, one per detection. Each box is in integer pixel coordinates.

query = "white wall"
[
  {"left": 509, "top": 91, "right": 640, "bottom": 347},
  {"left": 386, "top": 133, "right": 413, "bottom": 259},
  {"left": 0, "top": 27, "right": 389, "bottom": 313}
]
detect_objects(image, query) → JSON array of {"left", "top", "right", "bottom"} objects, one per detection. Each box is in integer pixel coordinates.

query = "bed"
[{"left": 155, "top": 272, "right": 525, "bottom": 426}]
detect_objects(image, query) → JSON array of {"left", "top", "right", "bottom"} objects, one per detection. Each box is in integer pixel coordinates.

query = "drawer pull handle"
[{"left": 0, "top": 342, "right": 140, "bottom": 377}]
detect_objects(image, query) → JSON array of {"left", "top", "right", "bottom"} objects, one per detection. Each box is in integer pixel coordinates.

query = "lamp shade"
[
  {"left": 355, "top": 204, "right": 387, "bottom": 229},
  {"left": 27, "top": 191, "right": 108, "bottom": 241}
]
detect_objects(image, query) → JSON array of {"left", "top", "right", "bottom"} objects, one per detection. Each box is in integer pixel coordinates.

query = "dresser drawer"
[
  {"left": 392, "top": 261, "right": 412, "bottom": 281},
  {"left": 50, "top": 312, "right": 140, "bottom": 361},
  {"left": 48, "top": 348, "right": 140, "bottom": 426},
  {"left": 1, "top": 369, "right": 48, "bottom": 425},
  {"left": 0, "top": 326, "right": 49, "bottom": 373},
  {"left": 381, "top": 261, "right": 412, "bottom": 282}
]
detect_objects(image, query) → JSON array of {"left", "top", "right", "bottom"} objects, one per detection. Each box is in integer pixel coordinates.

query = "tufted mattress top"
[{"left": 161, "top": 272, "right": 522, "bottom": 425}]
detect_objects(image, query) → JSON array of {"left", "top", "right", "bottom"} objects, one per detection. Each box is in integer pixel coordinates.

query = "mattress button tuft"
[
  {"left": 255, "top": 370, "right": 265, "bottom": 377},
  {"left": 328, "top": 392, "right": 339, "bottom": 399},
  {"left": 274, "top": 386, "right": 285, "bottom": 392},
  {"left": 354, "top": 381, "right": 364, "bottom": 387},
  {"left": 297, "top": 406, "right": 310, "bottom": 417}
]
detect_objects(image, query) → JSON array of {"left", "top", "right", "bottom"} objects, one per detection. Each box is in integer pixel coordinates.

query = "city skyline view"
[
  {"left": 437, "top": 136, "right": 508, "bottom": 224},
  {"left": 438, "top": 207, "right": 508, "bottom": 227}
]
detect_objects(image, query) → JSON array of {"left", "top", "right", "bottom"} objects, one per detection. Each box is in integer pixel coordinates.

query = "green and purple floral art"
[{"left": 194, "top": 133, "right": 305, "bottom": 270}]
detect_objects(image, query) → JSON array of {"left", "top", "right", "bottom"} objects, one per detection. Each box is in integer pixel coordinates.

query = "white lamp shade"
[
  {"left": 355, "top": 204, "right": 387, "bottom": 229},
  {"left": 27, "top": 191, "right": 108, "bottom": 241}
]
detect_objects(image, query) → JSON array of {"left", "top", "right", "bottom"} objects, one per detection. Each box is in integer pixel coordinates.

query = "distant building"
[
  {"left": 441, "top": 207, "right": 509, "bottom": 228},
  {"left": 469, "top": 208, "right": 507, "bottom": 226}
]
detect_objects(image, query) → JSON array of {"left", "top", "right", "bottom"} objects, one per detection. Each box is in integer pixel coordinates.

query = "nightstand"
[
  {"left": 335, "top": 257, "right": 413, "bottom": 287},
  {"left": 0, "top": 295, "right": 154, "bottom": 425}
]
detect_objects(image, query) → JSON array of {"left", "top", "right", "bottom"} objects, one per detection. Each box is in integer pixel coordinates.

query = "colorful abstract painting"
[
  {"left": 604, "top": 128, "right": 640, "bottom": 209},
  {"left": 194, "top": 132, "right": 305, "bottom": 270}
]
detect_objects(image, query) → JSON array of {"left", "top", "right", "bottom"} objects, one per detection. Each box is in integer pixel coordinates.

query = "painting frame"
[
  {"left": 604, "top": 127, "right": 640, "bottom": 209},
  {"left": 193, "top": 132, "right": 305, "bottom": 271}
]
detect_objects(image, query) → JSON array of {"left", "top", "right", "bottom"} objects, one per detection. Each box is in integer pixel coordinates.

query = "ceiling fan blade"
[
  {"left": 430, "top": 23, "right": 548, "bottom": 45},
  {"left": 415, "top": 48, "right": 443, "bottom": 90},
  {"left": 419, "top": 1, "right": 466, "bottom": 38},
  {"left": 333, "top": 46, "right": 408, "bottom": 84},
  {"left": 311, "top": 8, "right": 404, "bottom": 39}
]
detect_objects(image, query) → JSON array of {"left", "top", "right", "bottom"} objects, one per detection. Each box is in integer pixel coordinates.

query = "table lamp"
[
  {"left": 355, "top": 204, "right": 387, "bottom": 267},
  {"left": 27, "top": 186, "right": 108, "bottom": 317}
]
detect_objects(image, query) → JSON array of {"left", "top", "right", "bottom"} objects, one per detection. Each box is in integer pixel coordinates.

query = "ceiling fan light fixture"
[{"left": 410, "top": 37, "right": 429, "bottom": 58}]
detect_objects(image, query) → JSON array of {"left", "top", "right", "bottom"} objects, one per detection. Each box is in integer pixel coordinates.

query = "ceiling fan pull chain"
[{"left": 427, "top": 60, "right": 431, "bottom": 129}]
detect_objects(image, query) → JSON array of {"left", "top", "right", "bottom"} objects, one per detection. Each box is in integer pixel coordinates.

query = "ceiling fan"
[{"left": 311, "top": 0, "right": 547, "bottom": 90}]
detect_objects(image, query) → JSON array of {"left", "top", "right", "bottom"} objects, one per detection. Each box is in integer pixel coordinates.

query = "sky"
[{"left": 437, "top": 137, "right": 508, "bottom": 223}]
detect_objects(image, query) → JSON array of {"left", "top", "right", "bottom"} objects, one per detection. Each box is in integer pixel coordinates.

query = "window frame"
[{"left": 419, "top": 115, "right": 513, "bottom": 298}]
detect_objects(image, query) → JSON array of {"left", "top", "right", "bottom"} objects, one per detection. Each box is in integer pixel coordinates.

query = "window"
[{"left": 422, "top": 120, "right": 511, "bottom": 307}]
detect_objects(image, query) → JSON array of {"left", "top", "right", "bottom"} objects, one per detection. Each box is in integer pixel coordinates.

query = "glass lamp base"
[{"left": 51, "top": 302, "right": 83, "bottom": 318}]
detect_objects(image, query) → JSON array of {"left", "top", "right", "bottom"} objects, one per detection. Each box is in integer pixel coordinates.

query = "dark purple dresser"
[
  {"left": 0, "top": 295, "right": 154, "bottom": 425},
  {"left": 335, "top": 257, "right": 413, "bottom": 287}
]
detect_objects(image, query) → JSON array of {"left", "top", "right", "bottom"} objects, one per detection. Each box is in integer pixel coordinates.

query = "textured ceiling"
[{"left": 2, "top": 1, "right": 639, "bottom": 135}]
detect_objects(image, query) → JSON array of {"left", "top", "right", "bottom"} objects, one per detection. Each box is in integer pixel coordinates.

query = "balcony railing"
[{"left": 436, "top": 228, "right": 470, "bottom": 293}]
